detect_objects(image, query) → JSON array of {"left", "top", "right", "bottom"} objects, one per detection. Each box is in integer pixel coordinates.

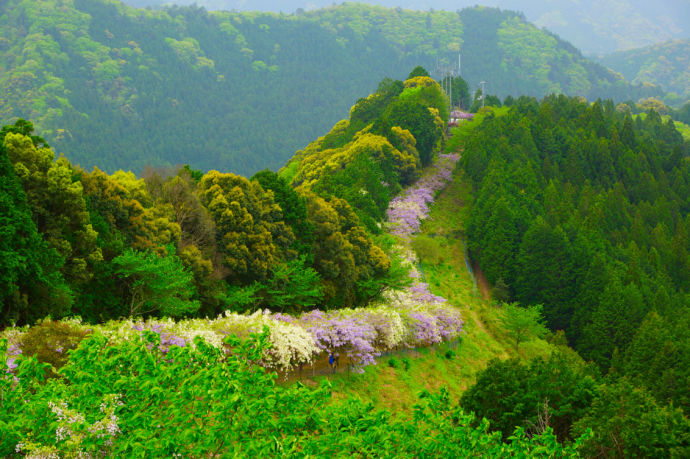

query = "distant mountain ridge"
[
  {"left": 599, "top": 39, "right": 690, "bottom": 106},
  {"left": 0, "top": 0, "right": 661, "bottom": 175},
  {"left": 122, "top": 0, "right": 690, "bottom": 55}
]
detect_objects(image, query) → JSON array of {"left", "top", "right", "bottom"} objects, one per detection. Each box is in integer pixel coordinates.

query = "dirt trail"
[{"left": 471, "top": 260, "right": 492, "bottom": 301}]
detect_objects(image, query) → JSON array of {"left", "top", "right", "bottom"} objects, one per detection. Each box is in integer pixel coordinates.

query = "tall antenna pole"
[
  {"left": 449, "top": 74, "right": 452, "bottom": 113},
  {"left": 479, "top": 81, "right": 487, "bottom": 109}
]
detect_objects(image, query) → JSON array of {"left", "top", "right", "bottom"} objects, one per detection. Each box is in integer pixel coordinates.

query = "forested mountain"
[
  {"left": 600, "top": 39, "right": 690, "bottom": 106},
  {"left": 0, "top": 0, "right": 662, "bottom": 176},
  {"left": 3, "top": 60, "right": 690, "bottom": 453},
  {"left": 462, "top": 96, "right": 690, "bottom": 421},
  {"left": 123, "top": 0, "right": 690, "bottom": 55}
]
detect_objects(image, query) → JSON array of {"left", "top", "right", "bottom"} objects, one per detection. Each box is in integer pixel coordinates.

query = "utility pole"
[
  {"left": 458, "top": 51, "right": 461, "bottom": 77},
  {"left": 434, "top": 51, "right": 461, "bottom": 119},
  {"left": 479, "top": 81, "right": 487, "bottom": 109}
]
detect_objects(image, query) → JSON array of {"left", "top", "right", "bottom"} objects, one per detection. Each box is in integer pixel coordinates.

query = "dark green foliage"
[
  {"left": 251, "top": 169, "right": 315, "bottom": 258},
  {"left": 573, "top": 379, "right": 690, "bottom": 458},
  {"left": 408, "top": 65, "right": 430, "bottom": 78},
  {"left": 514, "top": 217, "right": 581, "bottom": 331},
  {"left": 463, "top": 95, "right": 690, "bottom": 377},
  {"left": 0, "top": 141, "right": 70, "bottom": 325},
  {"left": 451, "top": 76, "right": 471, "bottom": 109},
  {"left": 376, "top": 98, "right": 439, "bottom": 166},
  {"left": 622, "top": 311, "right": 690, "bottom": 413},
  {"left": 460, "top": 354, "right": 597, "bottom": 442}
]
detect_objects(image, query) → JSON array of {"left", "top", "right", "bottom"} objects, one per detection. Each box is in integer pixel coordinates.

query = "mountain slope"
[
  {"left": 122, "top": 0, "right": 690, "bottom": 55},
  {"left": 599, "top": 39, "right": 690, "bottom": 105},
  {"left": 0, "top": 0, "right": 660, "bottom": 175}
]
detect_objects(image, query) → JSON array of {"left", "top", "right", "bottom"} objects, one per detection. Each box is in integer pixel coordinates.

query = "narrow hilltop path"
[{"left": 299, "top": 149, "right": 556, "bottom": 416}]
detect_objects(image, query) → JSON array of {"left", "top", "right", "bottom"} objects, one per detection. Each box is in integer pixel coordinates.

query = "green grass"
[{"left": 294, "top": 153, "right": 566, "bottom": 416}]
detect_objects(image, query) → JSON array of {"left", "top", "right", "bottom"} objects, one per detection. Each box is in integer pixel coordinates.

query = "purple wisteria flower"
[
  {"left": 6, "top": 343, "right": 21, "bottom": 373},
  {"left": 451, "top": 110, "right": 474, "bottom": 120},
  {"left": 132, "top": 323, "right": 187, "bottom": 354},
  {"left": 383, "top": 152, "right": 464, "bottom": 348},
  {"left": 409, "top": 311, "right": 442, "bottom": 345},
  {"left": 386, "top": 153, "right": 460, "bottom": 238},
  {"left": 300, "top": 310, "right": 380, "bottom": 371}
]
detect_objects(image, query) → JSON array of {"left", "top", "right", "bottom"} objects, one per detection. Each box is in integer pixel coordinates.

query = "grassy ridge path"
[{"left": 296, "top": 152, "right": 556, "bottom": 416}]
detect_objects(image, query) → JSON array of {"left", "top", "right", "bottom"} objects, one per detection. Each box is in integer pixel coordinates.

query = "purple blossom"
[
  {"left": 409, "top": 312, "right": 442, "bottom": 346},
  {"left": 450, "top": 110, "right": 474, "bottom": 120},
  {"left": 386, "top": 153, "right": 459, "bottom": 239},
  {"left": 5, "top": 343, "right": 21, "bottom": 373},
  {"left": 300, "top": 310, "right": 380, "bottom": 371},
  {"left": 429, "top": 305, "right": 464, "bottom": 340},
  {"left": 132, "top": 323, "right": 187, "bottom": 354},
  {"left": 268, "top": 311, "right": 298, "bottom": 324}
]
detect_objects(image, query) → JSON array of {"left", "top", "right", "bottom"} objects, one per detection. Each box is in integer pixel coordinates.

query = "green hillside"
[
  {"left": 0, "top": 0, "right": 661, "bottom": 176},
  {"left": 3, "top": 77, "right": 690, "bottom": 453},
  {"left": 600, "top": 39, "right": 690, "bottom": 106}
]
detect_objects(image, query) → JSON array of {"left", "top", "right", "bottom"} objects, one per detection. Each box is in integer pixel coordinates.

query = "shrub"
[{"left": 19, "top": 319, "right": 91, "bottom": 373}]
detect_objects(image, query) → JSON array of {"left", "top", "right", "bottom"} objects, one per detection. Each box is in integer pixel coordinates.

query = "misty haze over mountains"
[{"left": 122, "top": 0, "right": 690, "bottom": 55}]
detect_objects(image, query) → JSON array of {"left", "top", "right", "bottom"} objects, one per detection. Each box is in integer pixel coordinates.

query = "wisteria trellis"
[{"left": 4, "top": 154, "right": 463, "bottom": 374}]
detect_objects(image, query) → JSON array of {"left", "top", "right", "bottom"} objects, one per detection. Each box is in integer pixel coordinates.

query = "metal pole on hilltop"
[{"left": 479, "top": 81, "right": 487, "bottom": 109}]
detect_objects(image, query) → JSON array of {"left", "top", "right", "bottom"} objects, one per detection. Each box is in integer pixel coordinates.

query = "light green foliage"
[
  {"left": 113, "top": 247, "right": 199, "bottom": 317},
  {"left": 498, "top": 17, "right": 564, "bottom": 95},
  {"left": 0, "top": 334, "right": 589, "bottom": 457},
  {"left": 165, "top": 37, "right": 214, "bottom": 70},
  {"left": 500, "top": 303, "right": 548, "bottom": 352},
  {"left": 306, "top": 4, "right": 464, "bottom": 58}
]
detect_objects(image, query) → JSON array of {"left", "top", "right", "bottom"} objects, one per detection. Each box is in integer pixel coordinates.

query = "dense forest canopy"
[
  {"left": 0, "top": 0, "right": 662, "bottom": 176},
  {"left": 461, "top": 95, "right": 690, "bottom": 418},
  {"left": 123, "top": 0, "right": 690, "bottom": 55}
]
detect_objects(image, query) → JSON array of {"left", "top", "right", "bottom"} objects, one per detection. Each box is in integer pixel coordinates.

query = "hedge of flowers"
[
  {"left": 3, "top": 154, "right": 463, "bottom": 375},
  {"left": 387, "top": 153, "right": 459, "bottom": 237}
]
